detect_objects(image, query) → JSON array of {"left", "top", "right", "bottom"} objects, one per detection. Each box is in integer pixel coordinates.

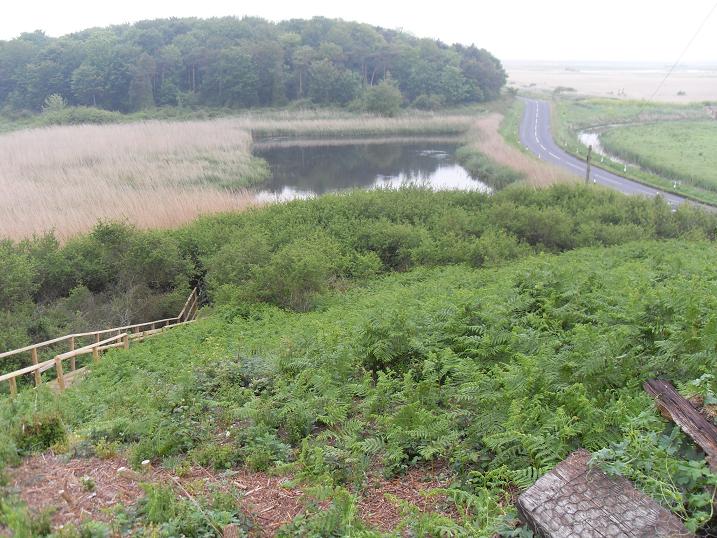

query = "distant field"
[
  {"left": 0, "top": 112, "right": 475, "bottom": 241},
  {"left": 507, "top": 62, "right": 717, "bottom": 103},
  {"left": 601, "top": 121, "right": 717, "bottom": 190},
  {"left": 546, "top": 96, "right": 717, "bottom": 204},
  {"left": 554, "top": 98, "right": 707, "bottom": 130}
]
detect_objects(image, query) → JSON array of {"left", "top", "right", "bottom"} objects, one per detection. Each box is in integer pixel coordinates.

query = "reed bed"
[
  {"left": 243, "top": 113, "right": 475, "bottom": 138},
  {"left": 0, "top": 119, "right": 263, "bottom": 241},
  {"left": 470, "top": 113, "right": 575, "bottom": 186},
  {"left": 0, "top": 112, "right": 474, "bottom": 241}
]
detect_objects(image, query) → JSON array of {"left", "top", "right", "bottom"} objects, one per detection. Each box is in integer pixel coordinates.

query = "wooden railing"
[{"left": 0, "top": 287, "right": 200, "bottom": 397}]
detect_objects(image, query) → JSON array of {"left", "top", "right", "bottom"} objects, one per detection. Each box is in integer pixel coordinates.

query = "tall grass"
[
  {"left": 0, "top": 119, "right": 267, "bottom": 241},
  {"left": 0, "top": 113, "right": 476, "bottom": 241},
  {"left": 244, "top": 112, "right": 474, "bottom": 137},
  {"left": 466, "top": 113, "right": 575, "bottom": 186}
]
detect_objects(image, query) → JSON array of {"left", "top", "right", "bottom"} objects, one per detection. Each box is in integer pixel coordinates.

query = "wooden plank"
[
  {"left": 0, "top": 335, "right": 73, "bottom": 359},
  {"left": 69, "top": 336, "right": 76, "bottom": 371},
  {"left": 0, "top": 288, "right": 198, "bottom": 396},
  {"left": 517, "top": 449, "right": 690, "bottom": 538},
  {"left": 645, "top": 379, "right": 717, "bottom": 472},
  {"left": 0, "top": 288, "right": 192, "bottom": 360},
  {"left": 55, "top": 334, "right": 127, "bottom": 360},
  {"left": 0, "top": 358, "right": 56, "bottom": 382},
  {"left": 31, "top": 348, "right": 41, "bottom": 386},
  {"left": 55, "top": 358, "right": 65, "bottom": 392}
]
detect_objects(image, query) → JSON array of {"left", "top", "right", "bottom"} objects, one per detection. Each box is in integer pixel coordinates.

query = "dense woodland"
[{"left": 0, "top": 17, "right": 506, "bottom": 114}]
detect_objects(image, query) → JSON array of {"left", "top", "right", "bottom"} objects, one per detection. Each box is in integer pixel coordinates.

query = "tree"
[
  {"left": 71, "top": 62, "right": 104, "bottom": 106},
  {"left": 291, "top": 45, "right": 314, "bottom": 98},
  {"left": 0, "top": 16, "right": 506, "bottom": 113},
  {"left": 42, "top": 93, "right": 67, "bottom": 113},
  {"left": 128, "top": 52, "right": 156, "bottom": 111},
  {"left": 439, "top": 66, "right": 473, "bottom": 105},
  {"left": 458, "top": 45, "right": 506, "bottom": 101},
  {"left": 362, "top": 78, "right": 403, "bottom": 116},
  {"left": 307, "top": 59, "right": 361, "bottom": 105},
  {"left": 202, "top": 47, "right": 259, "bottom": 107}
]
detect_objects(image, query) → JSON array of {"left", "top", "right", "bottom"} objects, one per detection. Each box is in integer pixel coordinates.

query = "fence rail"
[{"left": 1, "top": 287, "right": 199, "bottom": 397}]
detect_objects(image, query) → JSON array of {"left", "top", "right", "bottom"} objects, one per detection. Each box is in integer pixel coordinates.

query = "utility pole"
[{"left": 585, "top": 145, "right": 593, "bottom": 184}]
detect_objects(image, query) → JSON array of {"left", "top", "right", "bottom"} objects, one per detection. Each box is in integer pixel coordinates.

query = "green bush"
[
  {"left": 39, "top": 106, "right": 123, "bottom": 126},
  {"left": 361, "top": 79, "right": 404, "bottom": 117},
  {"left": 251, "top": 234, "right": 343, "bottom": 311},
  {"left": 242, "top": 431, "right": 292, "bottom": 471},
  {"left": 14, "top": 413, "right": 66, "bottom": 454},
  {"left": 455, "top": 146, "right": 523, "bottom": 189}
]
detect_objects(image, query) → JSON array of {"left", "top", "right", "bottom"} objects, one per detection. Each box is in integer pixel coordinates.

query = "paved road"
[{"left": 519, "top": 98, "right": 686, "bottom": 207}]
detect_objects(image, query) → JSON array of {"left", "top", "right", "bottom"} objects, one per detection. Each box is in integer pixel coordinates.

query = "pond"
[{"left": 252, "top": 137, "right": 488, "bottom": 201}]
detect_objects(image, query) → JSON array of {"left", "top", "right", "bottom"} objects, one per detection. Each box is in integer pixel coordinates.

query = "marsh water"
[{"left": 253, "top": 138, "right": 488, "bottom": 201}]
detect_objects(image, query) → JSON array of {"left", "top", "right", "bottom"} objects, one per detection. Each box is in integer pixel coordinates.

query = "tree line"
[{"left": 0, "top": 16, "right": 507, "bottom": 114}]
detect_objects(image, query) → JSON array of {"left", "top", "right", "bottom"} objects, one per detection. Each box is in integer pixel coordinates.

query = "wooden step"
[
  {"left": 517, "top": 449, "right": 691, "bottom": 537},
  {"left": 644, "top": 379, "right": 717, "bottom": 472},
  {"left": 47, "top": 366, "right": 89, "bottom": 392}
]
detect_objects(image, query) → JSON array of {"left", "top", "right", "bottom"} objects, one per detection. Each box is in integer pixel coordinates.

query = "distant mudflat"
[{"left": 506, "top": 61, "right": 717, "bottom": 102}]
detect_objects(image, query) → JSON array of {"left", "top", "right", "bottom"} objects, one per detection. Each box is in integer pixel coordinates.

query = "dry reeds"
[
  {"left": 242, "top": 112, "right": 475, "bottom": 137},
  {"left": 469, "top": 113, "right": 575, "bottom": 187},
  {"left": 0, "top": 119, "right": 260, "bottom": 241}
]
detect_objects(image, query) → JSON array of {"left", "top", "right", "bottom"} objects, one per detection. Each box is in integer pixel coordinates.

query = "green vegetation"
[
  {"left": 4, "top": 187, "right": 717, "bottom": 534},
  {"left": 2, "top": 186, "right": 714, "bottom": 369},
  {"left": 455, "top": 146, "right": 524, "bottom": 189},
  {"left": 1, "top": 484, "right": 254, "bottom": 537},
  {"left": 601, "top": 121, "right": 717, "bottom": 191},
  {"left": 554, "top": 97, "right": 705, "bottom": 131},
  {"left": 551, "top": 96, "right": 717, "bottom": 205},
  {"left": 498, "top": 97, "right": 525, "bottom": 151},
  {"left": 0, "top": 17, "right": 505, "bottom": 119}
]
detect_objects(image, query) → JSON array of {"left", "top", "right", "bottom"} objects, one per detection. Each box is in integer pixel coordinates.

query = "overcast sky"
[{"left": 2, "top": 0, "right": 716, "bottom": 64}]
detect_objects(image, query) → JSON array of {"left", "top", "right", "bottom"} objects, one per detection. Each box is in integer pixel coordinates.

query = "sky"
[{"left": 1, "top": 0, "right": 716, "bottom": 64}]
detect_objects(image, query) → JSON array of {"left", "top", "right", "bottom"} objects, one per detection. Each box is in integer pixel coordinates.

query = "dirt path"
[{"left": 4, "top": 453, "right": 456, "bottom": 536}]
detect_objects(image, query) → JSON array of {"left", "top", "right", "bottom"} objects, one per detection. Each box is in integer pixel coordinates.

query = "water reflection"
[{"left": 253, "top": 139, "right": 488, "bottom": 202}]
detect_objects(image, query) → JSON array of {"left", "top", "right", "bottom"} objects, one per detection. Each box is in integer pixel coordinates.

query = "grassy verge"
[
  {"left": 551, "top": 96, "right": 717, "bottom": 205},
  {"left": 455, "top": 145, "right": 524, "bottom": 190},
  {"left": 497, "top": 97, "right": 526, "bottom": 151},
  {"left": 600, "top": 121, "right": 717, "bottom": 191}
]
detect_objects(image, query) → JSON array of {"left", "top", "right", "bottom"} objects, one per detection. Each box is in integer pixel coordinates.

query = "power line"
[{"left": 650, "top": 1, "right": 717, "bottom": 100}]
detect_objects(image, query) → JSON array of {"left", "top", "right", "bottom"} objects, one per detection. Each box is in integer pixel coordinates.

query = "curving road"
[{"left": 519, "top": 98, "right": 686, "bottom": 207}]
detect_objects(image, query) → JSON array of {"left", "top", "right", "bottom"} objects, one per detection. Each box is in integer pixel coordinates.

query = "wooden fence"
[{"left": 0, "top": 288, "right": 199, "bottom": 397}]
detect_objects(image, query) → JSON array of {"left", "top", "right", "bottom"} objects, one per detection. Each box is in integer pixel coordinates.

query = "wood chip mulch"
[
  {"left": 357, "top": 464, "right": 457, "bottom": 532},
  {"left": 4, "top": 453, "right": 458, "bottom": 536}
]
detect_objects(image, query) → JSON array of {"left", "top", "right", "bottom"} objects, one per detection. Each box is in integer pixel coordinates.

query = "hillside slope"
[{"left": 3, "top": 240, "right": 717, "bottom": 535}]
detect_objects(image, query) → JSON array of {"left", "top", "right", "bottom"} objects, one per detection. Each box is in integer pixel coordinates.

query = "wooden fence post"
[
  {"left": 69, "top": 336, "right": 76, "bottom": 371},
  {"left": 31, "top": 348, "right": 41, "bottom": 386},
  {"left": 92, "top": 346, "right": 100, "bottom": 364},
  {"left": 123, "top": 334, "right": 129, "bottom": 350},
  {"left": 55, "top": 357, "right": 65, "bottom": 392},
  {"left": 9, "top": 377, "right": 17, "bottom": 398}
]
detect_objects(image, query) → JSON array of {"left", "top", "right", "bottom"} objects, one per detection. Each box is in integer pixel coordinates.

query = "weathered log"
[
  {"left": 517, "top": 449, "right": 691, "bottom": 537},
  {"left": 645, "top": 379, "right": 717, "bottom": 472}
]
